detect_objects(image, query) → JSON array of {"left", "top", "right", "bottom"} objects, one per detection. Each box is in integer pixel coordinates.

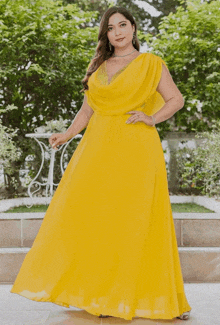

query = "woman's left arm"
[{"left": 153, "top": 63, "right": 185, "bottom": 125}]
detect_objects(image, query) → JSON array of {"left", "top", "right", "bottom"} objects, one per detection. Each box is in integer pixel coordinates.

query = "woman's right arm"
[
  {"left": 64, "top": 94, "right": 94, "bottom": 141},
  {"left": 49, "top": 94, "right": 94, "bottom": 149}
]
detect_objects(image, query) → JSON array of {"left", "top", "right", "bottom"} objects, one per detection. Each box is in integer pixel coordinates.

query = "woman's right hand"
[{"left": 49, "top": 133, "right": 68, "bottom": 150}]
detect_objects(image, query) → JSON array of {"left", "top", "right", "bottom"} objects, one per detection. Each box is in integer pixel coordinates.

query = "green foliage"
[
  {"left": 145, "top": 0, "right": 220, "bottom": 134},
  {"left": 0, "top": 0, "right": 98, "bottom": 131},
  {"left": 34, "top": 117, "right": 70, "bottom": 134},
  {"left": 0, "top": 105, "right": 20, "bottom": 174},
  {"left": 0, "top": 0, "right": 98, "bottom": 193},
  {"left": 174, "top": 119, "right": 220, "bottom": 199},
  {"left": 64, "top": 0, "right": 183, "bottom": 35}
]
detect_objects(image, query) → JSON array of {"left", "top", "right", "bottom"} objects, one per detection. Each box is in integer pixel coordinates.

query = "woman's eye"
[{"left": 108, "top": 23, "right": 126, "bottom": 31}]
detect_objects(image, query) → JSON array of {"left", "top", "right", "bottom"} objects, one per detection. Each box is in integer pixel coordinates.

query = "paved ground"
[{"left": 0, "top": 283, "right": 220, "bottom": 325}]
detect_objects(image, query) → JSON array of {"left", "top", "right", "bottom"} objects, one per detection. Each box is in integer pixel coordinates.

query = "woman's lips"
[{"left": 116, "top": 37, "right": 125, "bottom": 42}]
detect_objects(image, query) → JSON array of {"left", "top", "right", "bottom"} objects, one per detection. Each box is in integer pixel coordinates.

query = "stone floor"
[{"left": 0, "top": 283, "right": 220, "bottom": 325}]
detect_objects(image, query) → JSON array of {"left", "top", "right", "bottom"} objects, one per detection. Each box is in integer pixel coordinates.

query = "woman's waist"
[
  {"left": 93, "top": 103, "right": 151, "bottom": 117},
  {"left": 88, "top": 110, "right": 157, "bottom": 134}
]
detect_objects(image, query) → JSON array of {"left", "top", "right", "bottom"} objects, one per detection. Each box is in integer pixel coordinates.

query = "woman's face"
[{"left": 107, "top": 13, "right": 135, "bottom": 49}]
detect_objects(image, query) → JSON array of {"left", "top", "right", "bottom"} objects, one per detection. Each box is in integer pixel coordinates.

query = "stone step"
[
  {"left": 1, "top": 247, "right": 220, "bottom": 284},
  {"left": 1, "top": 212, "right": 220, "bottom": 248}
]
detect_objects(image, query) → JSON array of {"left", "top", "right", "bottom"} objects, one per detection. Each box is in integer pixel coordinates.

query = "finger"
[
  {"left": 49, "top": 138, "right": 55, "bottom": 145},
  {"left": 126, "top": 117, "right": 139, "bottom": 124},
  {"left": 126, "top": 117, "right": 134, "bottom": 123},
  {"left": 49, "top": 135, "right": 56, "bottom": 143},
  {"left": 131, "top": 117, "right": 140, "bottom": 124},
  {"left": 51, "top": 140, "right": 59, "bottom": 148}
]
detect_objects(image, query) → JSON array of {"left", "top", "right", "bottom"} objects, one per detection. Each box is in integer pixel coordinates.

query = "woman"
[{"left": 11, "top": 6, "right": 192, "bottom": 321}]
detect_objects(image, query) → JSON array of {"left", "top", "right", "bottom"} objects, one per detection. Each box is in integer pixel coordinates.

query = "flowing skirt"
[{"left": 11, "top": 112, "right": 191, "bottom": 320}]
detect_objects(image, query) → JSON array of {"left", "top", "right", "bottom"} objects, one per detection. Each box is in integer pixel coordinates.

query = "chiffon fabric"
[{"left": 10, "top": 52, "right": 192, "bottom": 320}]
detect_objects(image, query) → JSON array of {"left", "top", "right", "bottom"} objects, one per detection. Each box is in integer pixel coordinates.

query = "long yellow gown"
[{"left": 10, "top": 52, "right": 192, "bottom": 320}]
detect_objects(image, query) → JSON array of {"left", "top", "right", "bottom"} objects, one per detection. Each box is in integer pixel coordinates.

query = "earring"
[
  {"left": 109, "top": 41, "right": 112, "bottom": 51},
  {"left": 132, "top": 32, "right": 135, "bottom": 45}
]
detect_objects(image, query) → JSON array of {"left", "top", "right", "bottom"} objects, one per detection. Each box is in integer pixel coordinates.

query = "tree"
[
  {"left": 145, "top": 0, "right": 220, "bottom": 134},
  {"left": 0, "top": 0, "right": 98, "bottom": 193},
  {"left": 64, "top": 0, "right": 185, "bottom": 35}
]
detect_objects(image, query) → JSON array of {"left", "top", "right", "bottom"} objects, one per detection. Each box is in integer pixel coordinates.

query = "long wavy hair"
[{"left": 80, "top": 6, "right": 140, "bottom": 92}]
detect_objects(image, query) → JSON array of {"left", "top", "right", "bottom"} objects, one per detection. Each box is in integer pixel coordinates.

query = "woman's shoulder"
[
  {"left": 143, "top": 52, "right": 167, "bottom": 66},
  {"left": 139, "top": 52, "right": 160, "bottom": 63},
  {"left": 147, "top": 52, "right": 166, "bottom": 62}
]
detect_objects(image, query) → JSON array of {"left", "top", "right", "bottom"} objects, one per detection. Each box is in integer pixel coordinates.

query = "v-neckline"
[{"left": 105, "top": 52, "right": 144, "bottom": 85}]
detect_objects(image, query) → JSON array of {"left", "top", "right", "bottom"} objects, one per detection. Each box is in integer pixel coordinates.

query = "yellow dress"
[{"left": 10, "top": 52, "right": 192, "bottom": 321}]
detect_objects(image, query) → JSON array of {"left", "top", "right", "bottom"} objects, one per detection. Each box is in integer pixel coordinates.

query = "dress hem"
[{"left": 10, "top": 288, "right": 192, "bottom": 321}]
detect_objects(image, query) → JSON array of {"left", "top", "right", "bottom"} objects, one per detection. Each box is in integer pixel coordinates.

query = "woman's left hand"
[{"left": 125, "top": 111, "right": 153, "bottom": 126}]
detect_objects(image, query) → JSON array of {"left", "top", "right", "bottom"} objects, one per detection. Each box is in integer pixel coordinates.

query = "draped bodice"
[
  {"left": 98, "top": 59, "right": 134, "bottom": 85},
  {"left": 85, "top": 52, "right": 168, "bottom": 116}
]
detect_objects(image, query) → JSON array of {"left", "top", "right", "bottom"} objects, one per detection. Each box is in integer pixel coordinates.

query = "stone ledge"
[
  {"left": 1, "top": 246, "right": 220, "bottom": 253},
  {"left": 0, "top": 213, "right": 46, "bottom": 219},
  {"left": 1, "top": 212, "right": 220, "bottom": 220},
  {"left": 0, "top": 247, "right": 30, "bottom": 253}
]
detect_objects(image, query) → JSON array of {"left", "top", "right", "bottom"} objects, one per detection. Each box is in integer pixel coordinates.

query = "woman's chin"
[{"left": 114, "top": 43, "right": 129, "bottom": 49}]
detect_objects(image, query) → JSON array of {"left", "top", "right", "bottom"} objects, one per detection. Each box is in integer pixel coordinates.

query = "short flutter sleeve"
[
  {"left": 153, "top": 54, "right": 168, "bottom": 88},
  {"left": 142, "top": 54, "right": 169, "bottom": 117}
]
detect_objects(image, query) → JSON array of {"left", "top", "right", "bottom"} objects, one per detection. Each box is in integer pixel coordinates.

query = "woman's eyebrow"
[{"left": 108, "top": 20, "right": 127, "bottom": 26}]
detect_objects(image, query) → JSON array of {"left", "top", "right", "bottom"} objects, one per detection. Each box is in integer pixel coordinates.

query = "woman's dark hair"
[{"left": 80, "top": 6, "right": 140, "bottom": 92}]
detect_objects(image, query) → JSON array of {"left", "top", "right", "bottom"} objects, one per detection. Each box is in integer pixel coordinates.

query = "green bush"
[
  {"left": 0, "top": 105, "right": 20, "bottom": 189},
  {"left": 0, "top": 0, "right": 98, "bottom": 195},
  {"left": 145, "top": 0, "right": 220, "bottom": 136},
  {"left": 175, "top": 119, "right": 220, "bottom": 198}
]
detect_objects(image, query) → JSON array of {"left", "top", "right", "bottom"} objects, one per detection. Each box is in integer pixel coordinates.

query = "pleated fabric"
[{"left": 10, "top": 52, "right": 191, "bottom": 320}]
